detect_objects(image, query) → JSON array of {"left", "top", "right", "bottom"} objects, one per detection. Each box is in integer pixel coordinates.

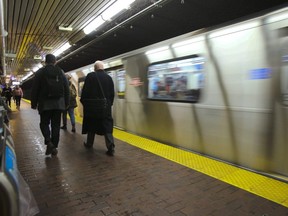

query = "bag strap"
[
  {"left": 43, "top": 65, "right": 62, "bottom": 79},
  {"left": 95, "top": 73, "right": 106, "bottom": 99}
]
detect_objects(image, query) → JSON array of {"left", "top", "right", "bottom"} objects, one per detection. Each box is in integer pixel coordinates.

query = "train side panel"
[{"left": 63, "top": 7, "right": 288, "bottom": 178}]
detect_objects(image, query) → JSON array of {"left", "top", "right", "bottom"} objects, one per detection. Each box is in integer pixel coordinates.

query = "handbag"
[{"left": 83, "top": 74, "right": 108, "bottom": 119}]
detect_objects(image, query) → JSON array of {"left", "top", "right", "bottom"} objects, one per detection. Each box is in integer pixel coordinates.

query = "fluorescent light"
[
  {"left": 102, "top": 0, "right": 135, "bottom": 20},
  {"left": 32, "top": 67, "right": 39, "bottom": 72},
  {"left": 37, "top": 63, "right": 43, "bottom": 68},
  {"left": 22, "top": 72, "right": 34, "bottom": 82},
  {"left": 53, "top": 42, "right": 71, "bottom": 57},
  {"left": 118, "top": 0, "right": 135, "bottom": 7},
  {"left": 58, "top": 26, "right": 73, "bottom": 31},
  {"left": 145, "top": 46, "right": 169, "bottom": 55},
  {"left": 43, "top": 46, "right": 53, "bottom": 50},
  {"left": 83, "top": 16, "right": 105, "bottom": 34},
  {"left": 82, "top": 0, "right": 135, "bottom": 34},
  {"left": 5, "top": 53, "right": 17, "bottom": 58},
  {"left": 102, "top": 3, "right": 123, "bottom": 20},
  {"left": 33, "top": 55, "right": 42, "bottom": 60}
]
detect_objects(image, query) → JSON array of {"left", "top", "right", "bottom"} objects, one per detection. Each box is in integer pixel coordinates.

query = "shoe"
[
  {"left": 60, "top": 125, "right": 67, "bottom": 130},
  {"left": 106, "top": 149, "right": 114, "bottom": 156},
  {"left": 71, "top": 127, "right": 76, "bottom": 133},
  {"left": 83, "top": 142, "right": 92, "bottom": 148},
  {"left": 51, "top": 148, "right": 58, "bottom": 156},
  {"left": 45, "top": 142, "right": 55, "bottom": 155}
]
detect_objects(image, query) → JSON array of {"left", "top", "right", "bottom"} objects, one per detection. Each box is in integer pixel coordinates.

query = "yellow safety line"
[
  {"left": 22, "top": 100, "right": 288, "bottom": 207},
  {"left": 112, "top": 129, "right": 288, "bottom": 207}
]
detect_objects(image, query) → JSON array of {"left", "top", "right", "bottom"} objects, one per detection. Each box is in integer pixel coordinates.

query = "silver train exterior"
[{"left": 67, "top": 7, "right": 288, "bottom": 179}]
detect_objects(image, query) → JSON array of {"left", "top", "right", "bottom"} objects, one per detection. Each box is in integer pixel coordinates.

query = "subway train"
[{"left": 22, "top": 6, "right": 288, "bottom": 179}]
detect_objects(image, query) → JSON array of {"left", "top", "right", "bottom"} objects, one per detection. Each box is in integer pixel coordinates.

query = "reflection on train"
[{"left": 22, "top": 7, "right": 288, "bottom": 180}]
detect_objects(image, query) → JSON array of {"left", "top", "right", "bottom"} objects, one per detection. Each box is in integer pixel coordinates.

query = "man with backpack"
[{"left": 31, "top": 54, "right": 69, "bottom": 156}]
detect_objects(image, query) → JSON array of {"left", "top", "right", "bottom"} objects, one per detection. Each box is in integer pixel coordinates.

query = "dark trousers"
[
  {"left": 86, "top": 132, "right": 115, "bottom": 150},
  {"left": 40, "top": 110, "right": 62, "bottom": 148},
  {"left": 15, "top": 95, "right": 21, "bottom": 107},
  {"left": 5, "top": 97, "right": 11, "bottom": 107}
]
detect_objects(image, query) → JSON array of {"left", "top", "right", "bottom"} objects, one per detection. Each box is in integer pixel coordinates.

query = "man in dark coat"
[
  {"left": 31, "top": 54, "right": 69, "bottom": 156},
  {"left": 80, "top": 60, "right": 115, "bottom": 156},
  {"left": 2, "top": 84, "right": 12, "bottom": 107}
]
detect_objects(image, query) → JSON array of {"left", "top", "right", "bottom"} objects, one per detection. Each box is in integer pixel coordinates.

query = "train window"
[
  {"left": 78, "top": 77, "right": 86, "bottom": 97},
  {"left": 106, "top": 69, "right": 126, "bottom": 99},
  {"left": 107, "top": 71, "right": 113, "bottom": 81},
  {"left": 280, "top": 28, "right": 288, "bottom": 106},
  {"left": 116, "top": 69, "right": 126, "bottom": 99},
  {"left": 147, "top": 55, "right": 204, "bottom": 103}
]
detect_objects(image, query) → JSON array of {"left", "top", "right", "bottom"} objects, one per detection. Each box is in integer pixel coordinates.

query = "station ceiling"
[{"left": 1, "top": 0, "right": 287, "bottom": 78}]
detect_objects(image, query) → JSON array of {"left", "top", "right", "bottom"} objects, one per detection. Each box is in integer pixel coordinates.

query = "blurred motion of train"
[{"left": 22, "top": 6, "right": 288, "bottom": 179}]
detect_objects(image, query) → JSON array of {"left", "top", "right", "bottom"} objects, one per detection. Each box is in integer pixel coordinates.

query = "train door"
[
  {"left": 113, "top": 69, "right": 126, "bottom": 129},
  {"left": 107, "top": 68, "right": 126, "bottom": 129},
  {"left": 270, "top": 17, "right": 288, "bottom": 177},
  {"left": 279, "top": 27, "right": 288, "bottom": 160},
  {"left": 281, "top": 29, "right": 288, "bottom": 106}
]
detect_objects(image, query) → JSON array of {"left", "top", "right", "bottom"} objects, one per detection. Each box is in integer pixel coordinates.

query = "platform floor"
[{"left": 8, "top": 100, "right": 288, "bottom": 216}]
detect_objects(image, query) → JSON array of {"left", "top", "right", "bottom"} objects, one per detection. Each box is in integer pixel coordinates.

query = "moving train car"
[{"left": 24, "top": 6, "right": 288, "bottom": 179}]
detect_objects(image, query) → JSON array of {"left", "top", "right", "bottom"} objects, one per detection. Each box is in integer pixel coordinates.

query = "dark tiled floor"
[{"left": 8, "top": 101, "right": 288, "bottom": 216}]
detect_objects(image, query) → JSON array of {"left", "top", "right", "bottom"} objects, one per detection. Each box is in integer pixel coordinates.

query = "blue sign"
[
  {"left": 5, "top": 145, "right": 18, "bottom": 186},
  {"left": 249, "top": 68, "right": 271, "bottom": 80}
]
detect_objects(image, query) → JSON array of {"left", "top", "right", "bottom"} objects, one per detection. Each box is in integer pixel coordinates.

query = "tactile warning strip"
[{"left": 112, "top": 128, "right": 288, "bottom": 208}]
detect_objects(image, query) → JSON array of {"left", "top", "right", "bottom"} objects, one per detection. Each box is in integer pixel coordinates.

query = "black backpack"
[{"left": 43, "top": 66, "right": 64, "bottom": 98}]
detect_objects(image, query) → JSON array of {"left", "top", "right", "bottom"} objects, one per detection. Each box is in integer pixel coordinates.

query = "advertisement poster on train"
[{"left": 147, "top": 56, "right": 204, "bottom": 102}]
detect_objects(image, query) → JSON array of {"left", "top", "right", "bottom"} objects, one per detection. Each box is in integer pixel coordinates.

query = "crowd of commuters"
[
  {"left": 0, "top": 54, "right": 116, "bottom": 157},
  {"left": 30, "top": 54, "right": 115, "bottom": 157},
  {"left": 1, "top": 84, "right": 23, "bottom": 109}
]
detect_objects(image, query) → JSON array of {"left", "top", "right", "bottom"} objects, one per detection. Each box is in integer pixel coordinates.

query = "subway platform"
[{"left": 8, "top": 100, "right": 288, "bottom": 216}]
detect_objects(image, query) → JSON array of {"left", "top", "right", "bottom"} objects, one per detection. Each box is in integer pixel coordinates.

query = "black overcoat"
[{"left": 80, "top": 70, "right": 115, "bottom": 135}]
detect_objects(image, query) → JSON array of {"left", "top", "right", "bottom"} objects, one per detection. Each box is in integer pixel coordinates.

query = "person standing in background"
[
  {"left": 61, "top": 74, "right": 77, "bottom": 132},
  {"left": 80, "top": 60, "right": 115, "bottom": 156},
  {"left": 13, "top": 85, "right": 23, "bottom": 109},
  {"left": 31, "top": 54, "right": 69, "bottom": 156}
]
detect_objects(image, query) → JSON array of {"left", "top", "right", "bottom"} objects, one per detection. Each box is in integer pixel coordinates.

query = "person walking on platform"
[
  {"left": 13, "top": 85, "right": 23, "bottom": 109},
  {"left": 2, "top": 84, "right": 13, "bottom": 107},
  {"left": 80, "top": 60, "right": 115, "bottom": 156},
  {"left": 31, "top": 54, "right": 69, "bottom": 156},
  {"left": 61, "top": 74, "right": 77, "bottom": 132}
]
